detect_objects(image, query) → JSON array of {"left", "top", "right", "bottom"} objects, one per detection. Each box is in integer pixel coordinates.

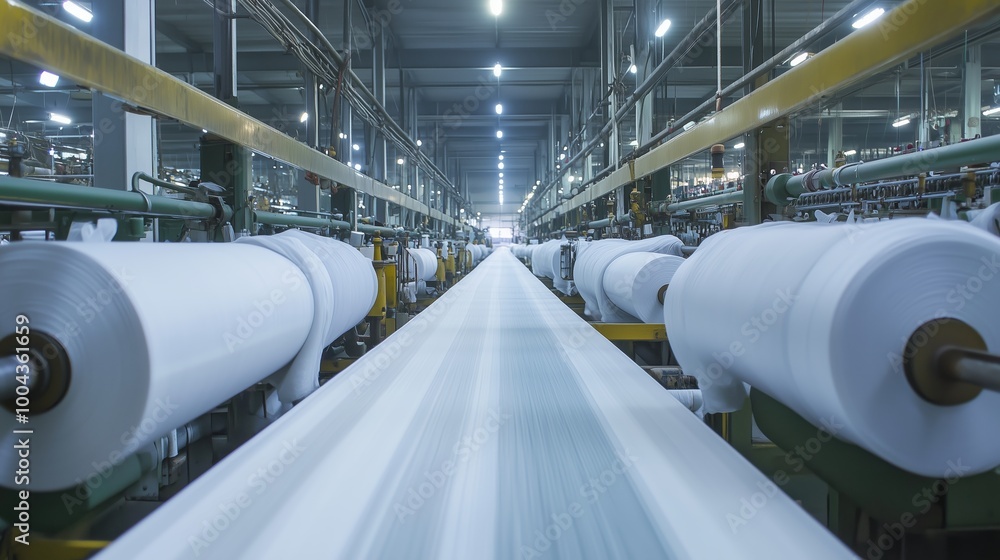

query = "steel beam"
[
  {"left": 534, "top": 0, "right": 1000, "bottom": 225},
  {"left": 0, "top": 2, "right": 462, "bottom": 229}
]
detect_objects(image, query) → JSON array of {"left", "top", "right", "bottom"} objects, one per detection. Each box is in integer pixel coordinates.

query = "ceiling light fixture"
[
  {"left": 397, "top": 158, "right": 405, "bottom": 165},
  {"left": 498, "top": 162, "right": 505, "bottom": 169},
  {"left": 629, "top": 64, "right": 638, "bottom": 74},
  {"left": 495, "top": 103, "right": 503, "bottom": 115},
  {"left": 63, "top": 0, "right": 93, "bottom": 22},
  {"left": 789, "top": 52, "right": 811, "bottom": 67},
  {"left": 892, "top": 117, "right": 911, "bottom": 128},
  {"left": 852, "top": 7, "right": 885, "bottom": 29},
  {"left": 39, "top": 71, "right": 59, "bottom": 87},
  {"left": 844, "top": 149, "right": 858, "bottom": 156},
  {"left": 352, "top": 144, "right": 360, "bottom": 151},
  {"left": 417, "top": 139, "right": 423, "bottom": 146},
  {"left": 299, "top": 112, "right": 309, "bottom": 123},
  {"left": 733, "top": 142, "right": 745, "bottom": 149},
  {"left": 493, "top": 63, "right": 502, "bottom": 78},
  {"left": 489, "top": 0, "right": 502, "bottom": 17},
  {"left": 654, "top": 18, "right": 672, "bottom": 38},
  {"left": 496, "top": 130, "right": 503, "bottom": 139},
  {"left": 49, "top": 112, "right": 72, "bottom": 124}
]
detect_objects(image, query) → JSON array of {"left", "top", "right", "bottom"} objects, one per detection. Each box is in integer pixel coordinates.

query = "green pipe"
[
  {"left": 256, "top": 210, "right": 351, "bottom": 230},
  {"left": 666, "top": 191, "right": 743, "bottom": 212},
  {"left": 0, "top": 175, "right": 229, "bottom": 221},
  {"left": 587, "top": 213, "right": 631, "bottom": 229},
  {"left": 357, "top": 223, "right": 400, "bottom": 237},
  {"left": 766, "top": 134, "right": 1000, "bottom": 206},
  {"left": 131, "top": 171, "right": 200, "bottom": 197}
]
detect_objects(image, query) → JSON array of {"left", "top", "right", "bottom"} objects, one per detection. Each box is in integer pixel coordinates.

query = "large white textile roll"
[
  {"left": 0, "top": 242, "right": 314, "bottom": 490},
  {"left": 664, "top": 219, "right": 1000, "bottom": 477},
  {"left": 603, "top": 252, "right": 686, "bottom": 323}
]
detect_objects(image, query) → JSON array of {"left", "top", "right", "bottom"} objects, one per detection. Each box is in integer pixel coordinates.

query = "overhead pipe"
[
  {"left": 255, "top": 210, "right": 351, "bottom": 230},
  {"left": 533, "top": 0, "right": 873, "bottom": 220},
  {"left": 269, "top": 0, "right": 471, "bottom": 212},
  {"left": 131, "top": 171, "right": 201, "bottom": 197},
  {"left": 0, "top": 176, "right": 231, "bottom": 221},
  {"left": 765, "top": 135, "right": 1000, "bottom": 205},
  {"left": 639, "top": 0, "right": 876, "bottom": 155},
  {"left": 532, "top": 0, "right": 741, "bottom": 209},
  {"left": 665, "top": 190, "right": 743, "bottom": 212}
]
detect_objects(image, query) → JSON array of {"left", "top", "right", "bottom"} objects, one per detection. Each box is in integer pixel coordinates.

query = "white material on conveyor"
[
  {"left": 969, "top": 201, "right": 1000, "bottom": 236},
  {"left": 237, "top": 230, "right": 377, "bottom": 403},
  {"left": 664, "top": 219, "right": 1000, "bottom": 478},
  {"left": 99, "top": 248, "right": 852, "bottom": 560},
  {"left": 406, "top": 247, "right": 439, "bottom": 281},
  {"left": 602, "top": 252, "right": 685, "bottom": 323},
  {"left": 574, "top": 236, "right": 684, "bottom": 322},
  {"left": 0, "top": 242, "right": 316, "bottom": 491}
]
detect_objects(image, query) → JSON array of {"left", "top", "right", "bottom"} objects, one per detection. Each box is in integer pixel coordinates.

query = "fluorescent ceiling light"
[
  {"left": 495, "top": 103, "right": 503, "bottom": 115},
  {"left": 789, "top": 52, "right": 810, "bottom": 67},
  {"left": 654, "top": 19, "right": 672, "bottom": 38},
  {"left": 493, "top": 63, "right": 502, "bottom": 77},
  {"left": 499, "top": 179, "right": 504, "bottom": 184},
  {"left": 63, "top": 1, "right": 93, "bottom": 22},
  {"left": 299, "top": 112, "right": 309, "bottom": 123},
  {"left": 49, "top": 112, "right": 72, "bottom": 124},
  {"left": 733, "top": 142, "right": 745, "bottom": 149},
  {"left": 852, "top": 7, "right": 884, "bottom": 29},
  {"left": 983, "top": 107, "right": 1000, "bottom": 116},
  {"left": 499, "top": 173, "right": 504, "bottom": 178},
  {"left": 892, "top": 117, "right": 911, "bottom": 128},
  {"left": 498, "top": 162, "right": 504, "bottom": 170},
  {"left": 499, "top": 155, "right": 504, "bottom": 161},
  {"left": 39, "top": 71, "right": 60, "bottom": 87},
  {"left": 496, "top": 130, "right": 503, "bottom": 139},
  {"left": 352, "top": 144, "right": 360, "bottom": 151},
  {"left": 844, "top": 149, "right": 858, "bottom": 156},
  {"left": 489, "top": 0, "right": 502, "bottom": 17}
]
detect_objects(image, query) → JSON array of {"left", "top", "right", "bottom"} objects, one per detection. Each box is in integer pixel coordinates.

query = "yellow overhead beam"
[
  {"left": 536, "top": 0, "right": 1000, "bottom": 224},
  {"left": 0, "top": 0, "right": 461, "bottom": 228}
]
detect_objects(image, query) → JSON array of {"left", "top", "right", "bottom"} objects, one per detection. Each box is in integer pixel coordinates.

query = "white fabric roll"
[
  {"left": 602, "top": 252, "right": 686, "bottom": 323},
  {"left": 664, "top": 219, "right": 1000, "bottom": 477},
  {"left": 969, "top": 201, "right": 1000, "bottom": 236},
  {"left": 237, "top": 230, "right": 377, "bottom": 403},
  {"left": 574, "top": 236, "right": 684, "bottom": 321},
  {"left": 0, "top": 242, "right": 314, "bottom": 491},
  {"left": 405, "top": 248, "right": 439, "bottom": 282}
]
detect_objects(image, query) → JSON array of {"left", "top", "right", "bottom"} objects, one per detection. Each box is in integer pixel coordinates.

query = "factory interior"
[{"left": 1, "top": 0, "right": 1000, "bottom": 557}]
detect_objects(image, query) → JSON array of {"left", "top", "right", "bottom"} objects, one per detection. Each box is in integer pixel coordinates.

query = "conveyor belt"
[{"left": 98, "top": 248, "right": 852, "bottom": 559}]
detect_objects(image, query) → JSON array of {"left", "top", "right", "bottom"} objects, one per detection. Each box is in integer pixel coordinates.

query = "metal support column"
[
  {"left": 91, "top": 0, "right": 155, "bottom": 195},
  {"left": 964, "top": 43, "right": 982, "bottom": 140},
  {"left": 827, "top": 103, "right": 843, "bottom": 169},
  {"left": 602, "top": 0, "right": 620, "bottom": 170},
  {"left": 741, "top": 0, "right": 766, "bottom": 225},
  {"left": 373, "top": 14, "right": 387, "bottom": 183},
  {"left": 635, "top": 0, "right": 655, "bottom": 148},
  {"left": 212, "top": 0, "right": 237, "bottom": 103}
]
